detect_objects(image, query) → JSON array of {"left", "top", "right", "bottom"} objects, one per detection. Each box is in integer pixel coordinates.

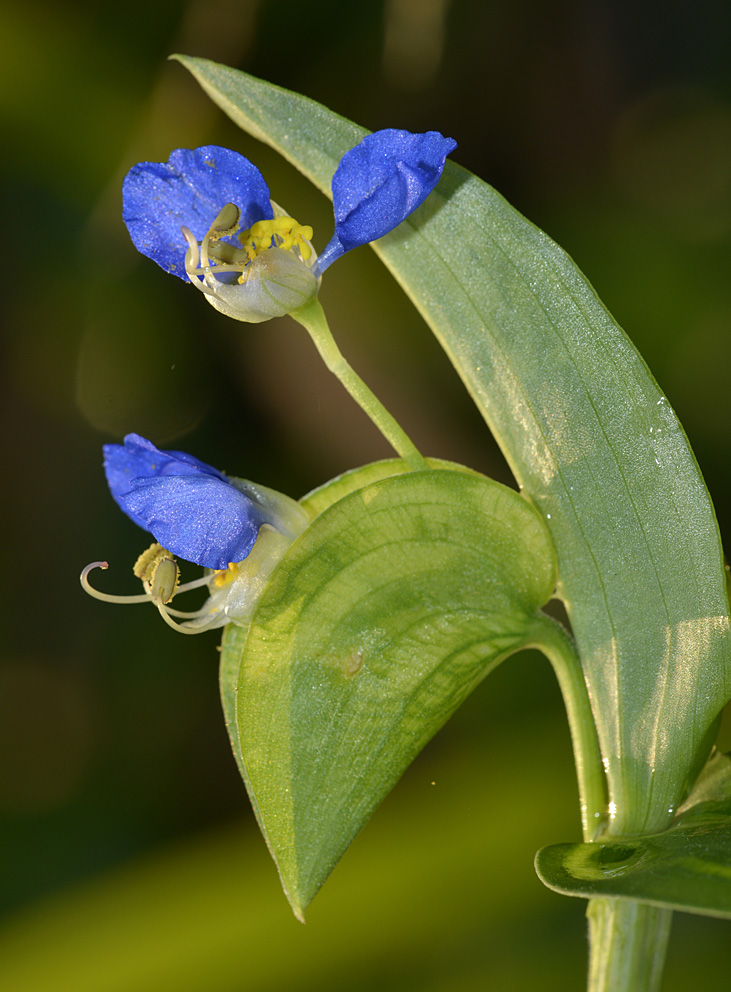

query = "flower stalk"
[{"left": 291, "top": 297, "right": 429, "bottom": 472}]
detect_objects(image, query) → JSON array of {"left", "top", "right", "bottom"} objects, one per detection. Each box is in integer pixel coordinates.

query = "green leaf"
[
  {"left": 177, "top": 56, "right": 731, "bottom": 836},
  {"left": 220, "top": 465, "right": 556, "bottom": 917},
  {"left": 535, "top": 752, "right": 731, "bottom": 918},
  {"left": 218, "top": 457, "right": 475, "bottom": 773}
]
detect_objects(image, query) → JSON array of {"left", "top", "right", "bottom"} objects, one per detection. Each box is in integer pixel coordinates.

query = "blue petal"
[
  {"left": 122, "top": 146, "right": 274, "bottom": 280},
  {"left": 319, "top": 129, "right": 457, "bottom": 269},
  {"left": 120, "top": 475, "right": 263, "bottom": 569},
  {"left": 104, "top": 434, "right": 226, "bottom": 530}
]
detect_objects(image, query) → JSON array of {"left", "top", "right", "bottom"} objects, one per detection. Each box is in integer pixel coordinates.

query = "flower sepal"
[
  {"left": 227, "top": 477, "right": 310, "bottom": 542},
  {"left": 185, "top": 526, "right": 294, "bottom": 632}
]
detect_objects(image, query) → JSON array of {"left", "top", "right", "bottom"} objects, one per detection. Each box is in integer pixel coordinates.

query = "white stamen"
[
  {"left": 81, "top": 558, "right": 229, "bottom": 635},
  {"left": 155, "top": 600, "right": 206, "bottom": 635},
  {"left": 182, "top": 227, "right": 217, "bottom": 297},
  {"left": 81, "top": 560, "right": 209, "bottom": 609},
  {"left": 81, "top": 562, "right": 155, "bottom": 604}
]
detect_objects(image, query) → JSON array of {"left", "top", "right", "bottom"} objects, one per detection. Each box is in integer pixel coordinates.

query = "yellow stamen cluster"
[
  {"left": 182, "top": 202, "right": 320, "bottom": 322},
  {"left": 241, "top": 216, "right": 314, "bottom": 261}
]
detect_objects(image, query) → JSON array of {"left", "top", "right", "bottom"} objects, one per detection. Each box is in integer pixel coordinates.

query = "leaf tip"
[
  {"left": 168, "top": 52, "right": 206, "bottom": 73},
  {"left": 279, "top": 877, "right": 308, "bottom": 923}
]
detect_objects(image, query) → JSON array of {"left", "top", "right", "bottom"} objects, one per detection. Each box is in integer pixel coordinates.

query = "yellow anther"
[
  {"left": 209, "top": 202, "right": 241, "bottom": 240},
  {"left": 150, "top": 557, "right": 179, "bottom": 605},
  {"left": 133, "top": 542, "right": 180, "bottom": 604},
  {"left": 213, "top": 562, "right": 241, "bottom": 588},
  {"left": 133, "top": 542, "right": 166, "bottom": 581}
]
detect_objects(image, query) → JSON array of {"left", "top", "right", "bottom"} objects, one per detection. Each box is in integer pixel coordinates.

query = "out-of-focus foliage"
[{"left": 1, "top": 0, "right": 730, "bottom": 987}]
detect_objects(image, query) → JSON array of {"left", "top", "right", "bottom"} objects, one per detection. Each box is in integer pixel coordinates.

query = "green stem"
[
  {"left": 586, "top": 899, "right": 672, "bottom": 992},
  {"left": 291, "top": 297, "right": 429, "bottom": 472},
  {"left": 526, "top": 613, "right": 607, "bottom": 840},
  {"left": 529, "top": 615, "right": 673, "bottom": 990}
]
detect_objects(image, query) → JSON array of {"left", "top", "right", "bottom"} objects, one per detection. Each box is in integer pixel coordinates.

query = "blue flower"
[
  {"left": 104, "top": 433, "right": 307, "bottom": 570},
  {"left": 122, "top": 130, "right": 456, "bottom": 322}
]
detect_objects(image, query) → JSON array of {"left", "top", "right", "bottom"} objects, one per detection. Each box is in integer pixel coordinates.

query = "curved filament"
[
  {"left": 80, "top": 562, "right": 154, "bottom": 604},
  {"left": 81, "top": 561, "right": 212, "bottom": 614},
  {"left": 155, "top": 601, "right": 209, "bottom": 635}
]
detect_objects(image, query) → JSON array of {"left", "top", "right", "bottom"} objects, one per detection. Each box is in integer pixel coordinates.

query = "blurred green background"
[{"left": 2, "top": 0, "right": 731, "bottom": 987}]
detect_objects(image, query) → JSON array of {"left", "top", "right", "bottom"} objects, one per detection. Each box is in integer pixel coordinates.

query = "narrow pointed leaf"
[
  {"left": 178, "top": 56, "right": 731, "bottom": 836},
  {"left": 221, "top": 466, "right": 556, "bottom": 916}
]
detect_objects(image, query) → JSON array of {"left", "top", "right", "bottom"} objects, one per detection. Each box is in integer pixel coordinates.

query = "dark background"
[{"left": 1, "top": 0, "right": 730, "bottom": 987}]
